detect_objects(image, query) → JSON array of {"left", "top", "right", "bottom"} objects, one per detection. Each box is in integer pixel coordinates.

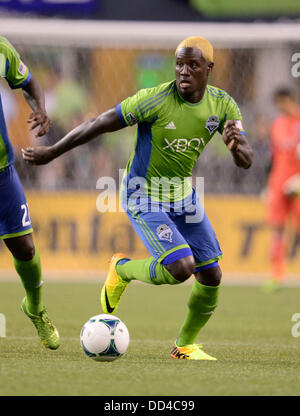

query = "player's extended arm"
[
  {"left": 222, "top": 120, "right": 253, "bottom": 169},
  {"left": 22, "top": 75, "right": 51, "bottom": 137},
  {"left": 22, "top": 107, "right": 124, "bottom": 165}
]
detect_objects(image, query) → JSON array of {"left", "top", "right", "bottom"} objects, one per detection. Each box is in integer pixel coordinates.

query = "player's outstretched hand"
[
  {"left": 22, "top": 146, "right": 54, "bottom": 165},
  {"left": 27, "top": 110, "right": 51, "bottom": 138},
  {"left": 222, "top": 120, "right": 241, "bottom": 152}
]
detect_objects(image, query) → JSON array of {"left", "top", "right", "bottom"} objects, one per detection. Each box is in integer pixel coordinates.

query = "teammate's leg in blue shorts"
[
  {"left": 0, "top": 165, "right": 59, "bottom": 349},
  {"left": 0, "top": 165, "right": 33, "bottom": 239}
]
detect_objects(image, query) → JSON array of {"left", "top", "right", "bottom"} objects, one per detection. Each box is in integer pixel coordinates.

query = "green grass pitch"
[{"left": 0, "top": 281, "right": 300, "bottom": 396}]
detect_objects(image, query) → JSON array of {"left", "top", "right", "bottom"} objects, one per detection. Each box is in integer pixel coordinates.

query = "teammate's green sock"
[
  {"left": 116, "top": 257, "right": 180, "bottom": 285},
  {"left": 13, "top": 246, "right": 44, "bottom": 315},
  {"left": 177, "top": 280, "right": 220, "bottom": 346}
]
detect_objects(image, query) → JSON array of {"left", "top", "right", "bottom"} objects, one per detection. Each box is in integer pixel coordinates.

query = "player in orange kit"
[{"left": 264, "top": 88, "right": 300, "bottom": 292}]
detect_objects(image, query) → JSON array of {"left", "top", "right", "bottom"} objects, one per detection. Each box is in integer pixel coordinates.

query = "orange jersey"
[{"left": 268, "top": 111, "right": 300, "bottom": 191}]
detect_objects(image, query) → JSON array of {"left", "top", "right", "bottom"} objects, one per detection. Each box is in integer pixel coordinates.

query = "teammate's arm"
[
  {"left": 222, "top": 120, "right": 253, "bottom": 169},
  {"left": 22, "top": 75, "right": 51, "bottom": 137},
  {"left": 22, "top": 107, "right": 123, "bottom": 165},
  {"left": 1, "top": 37, "right": 50, "bottom": 138}
]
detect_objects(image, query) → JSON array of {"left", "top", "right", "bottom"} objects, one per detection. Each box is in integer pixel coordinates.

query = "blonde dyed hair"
[{"left": 175, "top": 36, "right": 214, "bottom": 62}]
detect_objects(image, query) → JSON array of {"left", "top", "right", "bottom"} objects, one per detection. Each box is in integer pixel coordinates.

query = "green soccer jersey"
[
  {"left": 0, "top": 36, "right": 32, "bottom": 170},
  {"left": 117, "top": 80, "right": 243, "bottom": 202}
]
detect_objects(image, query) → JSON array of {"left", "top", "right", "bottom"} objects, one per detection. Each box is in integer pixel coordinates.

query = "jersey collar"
[{"left": 176, "top": 86, "right": 207, "bottom": 107}]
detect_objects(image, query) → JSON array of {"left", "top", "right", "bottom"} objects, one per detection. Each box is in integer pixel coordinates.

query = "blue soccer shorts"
[
  {"left": 0, "top": 165, "right": 33, "bottom": 239},
  {"left": 122, "top": 188, "right": 222, "bottom": 270}
]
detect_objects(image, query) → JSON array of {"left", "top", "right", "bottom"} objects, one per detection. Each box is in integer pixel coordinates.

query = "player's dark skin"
[
  {"left": 4, "top": 76, "right": 51, "bottom": 261},
  {"left": 22, "top": 48, "right": 253, "bottom": 286}
]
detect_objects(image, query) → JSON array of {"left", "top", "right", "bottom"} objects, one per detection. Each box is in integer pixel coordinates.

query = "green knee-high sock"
[
  {"left": 177, "top": 279, "right": 220, "bottom": 346},
  {"left": 13, "top": 246, "right": 43, "bottom": 315},
  {"left": 116, "top": 257, "right": 180, "bottom": 285}
]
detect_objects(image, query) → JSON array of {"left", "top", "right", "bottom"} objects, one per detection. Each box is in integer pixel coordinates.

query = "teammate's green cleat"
[
  {"left": 21, "top": 297, "right": 60, "bottom": 350},
  {"left": 100, "top": 253, "right": 130, "bottom": 314},
  {"left": 261, "top": 279, "right": 282, "bottom": 294},
  {"left": 171, "top": 341, "right": 217, "bottom": 360}
]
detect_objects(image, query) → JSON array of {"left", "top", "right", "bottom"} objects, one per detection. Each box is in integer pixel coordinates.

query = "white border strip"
[{"left": 1, "top": 19, "right": 300, "bottom": 48}]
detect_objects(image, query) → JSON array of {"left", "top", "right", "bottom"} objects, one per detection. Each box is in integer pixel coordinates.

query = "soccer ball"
[{"left": 80, "top": 314, "right": 129, "bottom": 361}]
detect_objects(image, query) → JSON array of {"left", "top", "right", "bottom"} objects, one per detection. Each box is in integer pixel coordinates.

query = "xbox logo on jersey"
[{"left": 163, "top": 137, "right": 205, "bottom": 153}]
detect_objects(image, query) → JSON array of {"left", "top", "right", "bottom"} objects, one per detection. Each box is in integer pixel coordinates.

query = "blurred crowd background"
[
  {"left": 0, "top": 0, "right": 300, "bottom": 194},
  {"left": 0, "top": 0, "right": 300, "bottom": 195},
  {"left": 2, "top": 41, "right": 297, "bottom": 195},
  {"left": 1, "top": 0, "right": 300, "bottom": 277}
]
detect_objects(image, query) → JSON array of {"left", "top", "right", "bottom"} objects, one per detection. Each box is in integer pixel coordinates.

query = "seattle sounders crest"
[
  {"left": 156, "top": 224, "right": 173, "bottom": 243},
  {"left": 205, "top": 115, "right": 220, "bottom": 135}
]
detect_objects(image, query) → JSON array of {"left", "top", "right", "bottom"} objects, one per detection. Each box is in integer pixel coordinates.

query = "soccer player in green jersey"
[
  {"left": 0, "top": 36, "right": 59, "bottom": 349},
  {"left": 23, "top": 36, "right": 253, "bottom": 360}
]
